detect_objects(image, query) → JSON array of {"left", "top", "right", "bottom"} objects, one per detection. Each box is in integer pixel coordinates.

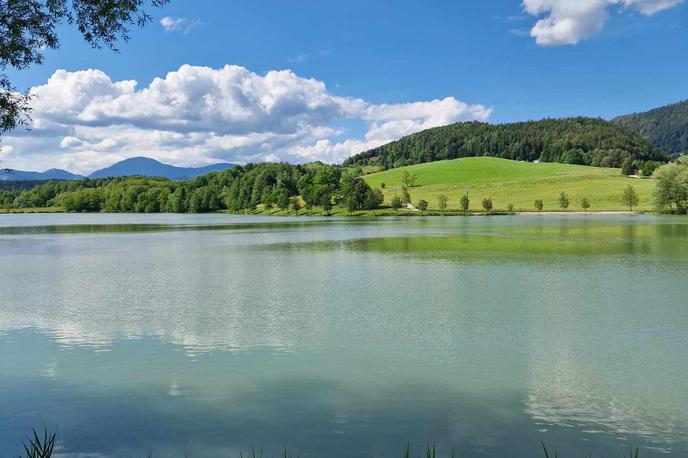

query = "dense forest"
[
  {"left": 0, "top": 179, "right": 57, "bottom": 191},
  {"left": 613, "top": 100, "right": 688, "bottom": 158},
  {"left": 344, "top": 117, "right": 666, "bottom": 169},
  {"left": 0, "top": 162, "right": 384, "bottom": 214}
]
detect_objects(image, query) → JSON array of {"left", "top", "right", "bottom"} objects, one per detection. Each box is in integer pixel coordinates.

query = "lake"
[{"left": 1, "top": 214, "right": 687, "bottom": 457}]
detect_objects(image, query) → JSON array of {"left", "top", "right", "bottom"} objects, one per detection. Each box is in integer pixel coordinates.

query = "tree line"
[
  {"left": 344, "top": 118, "right": 667, "bottom": 170},
  {"left": 3, "top": 157, "right": 687, "bottom": 215},
  {"left": 2, "top": 162, "right": 384, "bottom": 214},
  {"left": 397, "top": 188, "right": 638, "bottom": 215}
]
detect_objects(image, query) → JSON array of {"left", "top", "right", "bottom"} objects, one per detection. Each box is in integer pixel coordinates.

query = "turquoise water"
[{"left": 0, "top": 214, "right": 687, "bottom": 457}]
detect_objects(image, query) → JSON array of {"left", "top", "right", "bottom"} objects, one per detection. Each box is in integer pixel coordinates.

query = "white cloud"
[
  {"left": 0, "top": 65, "right": 491, "bottom": 174},
  {"left": 523, "top": 0, "right": 683, "bottom": 46},
  {"left": 160, "top": 16, "right": 203, "bottom": 34},
  {"left": 0, "top": 145, "right": 14, "bottom": 156},
  {"left": 59, "top": 136, "right": 81, "bottom": 148}
]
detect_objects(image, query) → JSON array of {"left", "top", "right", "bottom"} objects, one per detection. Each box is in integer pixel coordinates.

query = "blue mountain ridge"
[
  {"left": 88, "top": 157, "right": 234, "bottom": 180},
  {"left": 0, "top": 168, "right": 84, "bottom": 181},
  {"left": 1, "top": 157, "right": 235, "bottom": 181}
]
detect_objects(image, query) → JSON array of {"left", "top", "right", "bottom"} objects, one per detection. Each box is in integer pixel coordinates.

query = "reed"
[{"left": 19, "top": 431, "right": 641, "bottom": 458}]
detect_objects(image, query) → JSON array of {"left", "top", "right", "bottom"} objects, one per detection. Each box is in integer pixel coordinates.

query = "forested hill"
[
  {"left": 343, "top": 117, "right": 666, "bottom": 169},
  {"left": 612, "top": 100, "right": 688, "bottom": 157}
]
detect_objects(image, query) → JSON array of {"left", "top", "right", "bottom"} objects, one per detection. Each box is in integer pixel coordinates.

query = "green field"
[{"left": 362, "top": 157, "right": 654, "bottom": 212}]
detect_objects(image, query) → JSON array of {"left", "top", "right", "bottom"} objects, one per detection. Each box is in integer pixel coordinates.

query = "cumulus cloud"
[
  {"left": 0, "top": 145, "right": 14, "bottom": 156},
  {"left": 523, "top": 0, "right": 683, "bottom": 46},
  {"left": 0, "top": 65, "right": 491, "bottom": 174},
  {"left": 160, "top": 16, "right": 203, "bottom": 34}
]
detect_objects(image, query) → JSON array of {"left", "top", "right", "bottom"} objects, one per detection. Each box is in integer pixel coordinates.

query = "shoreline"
[{"left": 0, "top": 209, "right": 659, "bottom": 217}]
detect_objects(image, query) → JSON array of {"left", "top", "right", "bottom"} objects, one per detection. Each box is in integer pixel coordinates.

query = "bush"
[{"left": 417, "top": 199, "right": 428, "bottom": 214}]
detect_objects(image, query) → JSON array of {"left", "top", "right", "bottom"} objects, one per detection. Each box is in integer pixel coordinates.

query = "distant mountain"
[
  {"left": 0, "top": 168, "right": 84, "bottom": 181},
  {"left": 88, "top": 157, "right": 235, "bottom": 180},
  {"left": 613, "top": 100, "right": 688, "bottom": 157},
  {"left": 344, "top": 117, "right": 667, "bottom": 170}
]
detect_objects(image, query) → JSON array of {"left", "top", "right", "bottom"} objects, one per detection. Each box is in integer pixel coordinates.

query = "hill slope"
[
  {"left": 345, "top": 118, "right": 666, "bottom": 170},
  {"left": 362, "top": 157, "right": 654, "bottom": 212},
  {"left": 88, "top": 157, "right": 235, "bottom": 180},
  {"left": 0, "top": 168, "right": 84, "bottom": 181},
  {"left": 613, "top": 100, "right": 688, "bottom": 157}
]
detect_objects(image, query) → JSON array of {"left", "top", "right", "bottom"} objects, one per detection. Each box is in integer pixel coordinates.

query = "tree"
[
  {"left": 416, "top": 199, "right": 428, "bottom": 215},
  {"left": 166, "top": 187, "right": 185, "bottom": 213},
  {"left": 320, "top": 193, "right": 333, "bottom": 215},
  {"left": 622, "top": 184, "right": 639, "bottom": 212},
  {"left": 459, "top": 194, "right": 469, "bottom": 215},
  {"left": 261, "top": 190, "right": 275, "bottom": 215},
  {"left": 653, "top": 158, "right": 688, "bottom": 213},
  {"left": 1, "top": 0, "right": 169, "bottom": 134},
  {"left": 558, "top": 192, "right": 570, "bottom": 211},
  {"left": 277, "top": 189, "right": 290, "bottom": 213},
  {"left": 391, "top": 195, "right": 403, "bottom": 214},
  {"left": 401, "top": 185, "right": 411, "bottom": 204},
  {"left": 482, "top": 197, "right": 493, "bottom": 215},
  {"left": 344, "top": 177, "right": 373, "bottom": 214},
  {"left": 289, "top": 196, "right": 301, "bottom": 215},
  {"left": 380, "top": 182, "right": 386, "bottom": 189},
  {"left": 639, "top": 160, "right": 659, "bottom": 177},
  {"left": 364, "top": 188, "right": 384, "bottom": 216},
  {"left": 581, "top": 197, "right": 591, "bottom": 213},
  {"left": 438, "top": 194, "right": 448, "bottom": 215},
  {"left": 534, "top": 199, "right": 544, "bottom": 212},
  {"left": 507, "top": 203, "right": 514, "bottom": 214},
  {"left": 401, "top": 170, "right": 418, "bottom": 187},
  {"left": 621, "top": 158, "right": 635, "bottom": 176}
]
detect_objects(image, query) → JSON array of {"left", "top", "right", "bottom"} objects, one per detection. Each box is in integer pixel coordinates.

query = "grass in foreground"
[
  {"left": 19, "top": 429, "right": 642, "bottom": 458},
  {"left": 361, "top": 157, "right": 655, "bottom": 212}
]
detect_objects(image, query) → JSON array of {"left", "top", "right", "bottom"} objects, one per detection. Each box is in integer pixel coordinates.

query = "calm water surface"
[{"left": 0, "top": 214, "right": 687, "bottom": 457}]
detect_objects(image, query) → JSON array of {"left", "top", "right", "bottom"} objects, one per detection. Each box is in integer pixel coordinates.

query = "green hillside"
[
  {"left": 345, "top": 117, "right": 666, "bottom": 170},
  {"left": 613, "top": 100, "right": 688, "bottom": 157},
  {"left": 362, "top": 157, "right": 654, "bottom": 212}
]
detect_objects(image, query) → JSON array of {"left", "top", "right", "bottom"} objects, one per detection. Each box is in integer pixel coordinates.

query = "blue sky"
[{"left": 3, "top": 0, "right": 687, "bottom": 173}]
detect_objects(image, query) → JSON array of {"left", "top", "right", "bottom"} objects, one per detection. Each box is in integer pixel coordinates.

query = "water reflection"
[{"left": 1, "top": 215, "right": 687, "bottom": 457}]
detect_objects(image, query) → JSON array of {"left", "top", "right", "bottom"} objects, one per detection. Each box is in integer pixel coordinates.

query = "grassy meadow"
[{"left": 361, "top": 157, "right": 654, "bottom": 212}]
